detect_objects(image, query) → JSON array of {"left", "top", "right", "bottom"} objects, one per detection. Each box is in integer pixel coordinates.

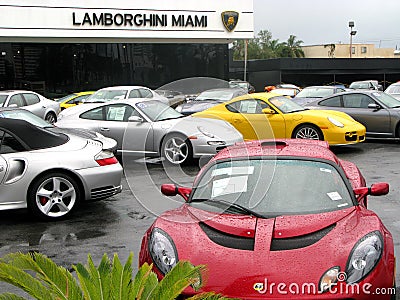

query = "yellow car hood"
[{"left": 294, "top": 109, "right": 358, "bottom": 125}]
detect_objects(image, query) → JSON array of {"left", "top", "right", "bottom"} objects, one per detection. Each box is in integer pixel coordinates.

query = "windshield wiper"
[
  {"left": 190, "top": 198, "right": 264, "bottom": 218},
  {"left": 157, "top": 115, "right": 186, "bottom": 121}
]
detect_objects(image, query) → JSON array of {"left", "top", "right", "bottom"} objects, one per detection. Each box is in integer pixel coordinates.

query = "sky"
[{"left": 253, "top": 0, "right": 400, "bottom": 49}]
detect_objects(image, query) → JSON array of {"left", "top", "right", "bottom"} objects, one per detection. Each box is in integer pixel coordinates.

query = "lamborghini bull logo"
[{"left": 221, "top": 11, "right": 239, "bottom": 32}]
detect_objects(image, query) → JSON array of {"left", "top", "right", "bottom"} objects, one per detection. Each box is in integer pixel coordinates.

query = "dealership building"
[{"left": 0, "top": 0, "right": 254, "bottom": 96}]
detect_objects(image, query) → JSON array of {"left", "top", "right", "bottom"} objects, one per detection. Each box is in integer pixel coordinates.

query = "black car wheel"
[{"left": 45, "top": 112, "right": 57, "bottom": 124}]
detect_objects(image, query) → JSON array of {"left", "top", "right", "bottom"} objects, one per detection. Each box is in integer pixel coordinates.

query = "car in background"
[
  {"left": 155, "top": 89, "right": 186, "bottom": 108},
  {"left": 0, "top": 107, "right": 117, "bottom": 152},
  {"left": 268, "top": 87, "right": 300, "bottom": 98},
  {"left": 175, "top": 88, "right": 247, "bottom": 115},
  {"left": 349, "top": 80, "right": 383, "bottom": 91},
  {"left": 0, "top": 117, "right": 122, "bottom": 220},
  {"left": 55, "top": 91, "right": 95, "bottom": 110},
  {"left": 293, "top": 86, "right": 346, "bottom": 106},
  {"left": 229, "top": 80, "right": 255, "bottom": 93},
  {"left": 385, "top": 82, "right": 400, "bottom": 100},
  {"left": 139, "top": 139, "right": 394, "bottom": 299},
  {"left": 55, "top": 99, "right": 243, "bottom": 165},
  {"left": 305, "top": 90, "right": 400, "bottom": 139},
  {"left": 193, "top": 92, "right": 366, "bottom": 145},
  {"left": 83, "top": 86, "right": 169, "bottom": 105},
  {"left": 0, "top": 90, "right": 60, "bottom": 123}
]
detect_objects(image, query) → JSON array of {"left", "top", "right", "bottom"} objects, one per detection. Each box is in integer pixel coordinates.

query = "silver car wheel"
[
  {"left": 294, "top": 125, "right": 322, "bottom": 140},
  {"left": 35, "top": 176, "right": 77, "bottom": 218},
  {"left": 163, "top": 136, "right": 189, "bottom": 164}
]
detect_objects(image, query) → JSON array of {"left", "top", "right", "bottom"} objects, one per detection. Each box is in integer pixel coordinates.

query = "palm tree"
[
  {"left": 0, "top": 252, "right": 235, "bottom": 300},
  {"left": 281, "top": 35, "right": 305, "bottom": 58}
]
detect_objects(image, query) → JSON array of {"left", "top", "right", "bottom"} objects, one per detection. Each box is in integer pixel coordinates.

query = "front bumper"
[
  {"left": 190, "top": 135, "right": 244, "bottom": 158},
  {"left": 322, "top": 124, "right": 366, "bottom": 145}
]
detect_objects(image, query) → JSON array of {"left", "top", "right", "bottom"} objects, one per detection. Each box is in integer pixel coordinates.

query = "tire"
[
  {"left": 293, "top": 124, "right": 323, "bottom": 141},
  {"left": 161, "top": 134, "right": 193, "bottom": 165},
  {"left": 45, "top": 112, "right": 57, "bottom": 124},
  {"left": 28, "top": 172, "right": 81, "bottom": 220}
]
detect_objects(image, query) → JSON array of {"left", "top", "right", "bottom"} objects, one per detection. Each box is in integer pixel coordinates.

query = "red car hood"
[{"left": 147, "top": 204, "right": 393, "bottom": 298}]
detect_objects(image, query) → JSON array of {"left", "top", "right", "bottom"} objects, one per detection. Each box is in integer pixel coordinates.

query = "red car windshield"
[{"left": 191, "top": 159, "right": 354, "bottom": 216}]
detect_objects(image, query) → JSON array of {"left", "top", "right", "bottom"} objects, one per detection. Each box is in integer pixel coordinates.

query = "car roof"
[
  {"left": 0, "top": 118, "right": 68, "bottom": 150},
  {"left": 211, "top": 139, "right": 340, "bottom": 165},
  {"left": 97, "top": 86, "right": 152, "bottom": 91},
  {"left": 0, "top": 90, "right": 37, "bottom": 95},
  {"left": 302, "top": 86, "right": 337, "bottom": 89}
]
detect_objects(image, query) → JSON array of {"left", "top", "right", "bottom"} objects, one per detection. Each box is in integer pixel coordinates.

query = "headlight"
[
  {"left": 345, "top": 231, "right": 383, "bottom": 284},
  {"left": 149, "top": 228, "right": 178, "bottom": 275},
  {"left": 319, "top": 266, "right": 340, "bottom": 293},
  {"left": 198, "top": 126, "right": 215, "bottom": 138},
  {"left": 327, "top": 117, "right": 344, "bottom": 128}
]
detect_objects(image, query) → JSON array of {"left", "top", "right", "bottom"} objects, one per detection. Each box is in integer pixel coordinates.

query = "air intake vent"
[
  {"left": 199, "top": 222, "right": 254, "bottom": 251},
  {"left": 270, "top": 224, "right": 335, "bottom": 251}
]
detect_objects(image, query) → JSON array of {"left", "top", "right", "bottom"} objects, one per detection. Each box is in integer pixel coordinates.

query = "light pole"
[{"left": 349, "top": 21, "right": 357, "bottom": 58}]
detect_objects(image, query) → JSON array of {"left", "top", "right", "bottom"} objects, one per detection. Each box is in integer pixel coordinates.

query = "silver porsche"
[
  {"left": 0, "top": 111, "right": 122, "bottom": 220},
  {"left": 56, "top": 99, "right": 244, "bottom": 165}
]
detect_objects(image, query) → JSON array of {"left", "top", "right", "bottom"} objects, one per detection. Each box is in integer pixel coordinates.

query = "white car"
[
  {"left": 83, "top": 85, "right": 170, "bottom": 105},
  {"left": 0, "top": 90, "right": 60, "bottom": 123},
  {"left": 56, "top": 99, "right": 244, "bottom": 165}
]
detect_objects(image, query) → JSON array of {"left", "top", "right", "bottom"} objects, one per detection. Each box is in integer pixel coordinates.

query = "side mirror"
[
  {"left": 262, "top": 108, "right": 275, "bottom": 115},
  {"left": 354, "top": 182, "right": 389, "bottom": 201},
  {"left": 161, "top": 184, "right": 192, "bottom": 201},
  {"left": 367, "top": 103, "right": 380, "bottom": 110},
  {"left": 128, "top": 116, "right": 144, "bottom": 123}
]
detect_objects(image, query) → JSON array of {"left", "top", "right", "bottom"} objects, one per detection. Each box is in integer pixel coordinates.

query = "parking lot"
[{"left": 0, "top": 139, "right": 400, "bottom": 297}]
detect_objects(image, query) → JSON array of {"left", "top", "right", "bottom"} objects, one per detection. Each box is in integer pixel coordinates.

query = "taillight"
[{"left": 95, "top": 150, "right": 118, "bottom": 166}]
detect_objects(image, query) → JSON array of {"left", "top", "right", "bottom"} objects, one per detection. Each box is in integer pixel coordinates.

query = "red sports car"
[{"left": 139, "top": 139, "right": 395, "bottom": 299}]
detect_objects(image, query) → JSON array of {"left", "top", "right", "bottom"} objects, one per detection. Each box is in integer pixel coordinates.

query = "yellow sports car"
[
  {"left": 55, "top": 91, "right": 95, "bottom": 110},
  {"left": 193, "top": 92, "right": 366, "bottom": 145}
]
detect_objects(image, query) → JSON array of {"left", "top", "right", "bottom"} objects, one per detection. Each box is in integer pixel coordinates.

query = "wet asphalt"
[{"left": 0, "top": 139, "right": 400, "bottom": 298}]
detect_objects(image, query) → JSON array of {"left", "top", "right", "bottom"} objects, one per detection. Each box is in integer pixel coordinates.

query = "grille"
[
  {"left": 199, "top": 222, "right": 254, "bottom": 251},
  {"left": 270, "top": 224, "right": 335, "bottom": 251}
]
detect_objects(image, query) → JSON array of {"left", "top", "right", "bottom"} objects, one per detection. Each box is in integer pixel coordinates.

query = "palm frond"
[
  {"left": 0, "top": 293, "right": 28, "bottom": 300},
  {"left": 1, "top": 252, "right": 83, "bottom": 300},
  {"left": 132, "top": 263, "right": 158, "bottom": 299},
  {"left": 110, "top": 253, "right": 134, "bottom": 300},
  {"left": 73, "top": 262, "right": 97, "bottom": 300},
  {"left": 0, "top": 261, "right": 54, "bottom": 300},
  {"left": 147, "top": 261, "right": 206, "bottom": 300},
  {"left": 187, "top": 293, "right": 239, "bottom": 300}
]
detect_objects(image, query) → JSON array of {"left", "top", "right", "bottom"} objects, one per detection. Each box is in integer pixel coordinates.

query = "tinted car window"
[
  {"left": 66, "top": 95, "right": 89, "bottom": 104},
  {"left": 80, "top": 107, "right": 104, "bottom": 120},
  {"left": 0, "top": 95, "right": 8, "bottom": 106},
  {"left": 8, "top": 94, "right": 25, "bottom": 107},
  {"left": 319, "top": 96, "right": 342, "bottom": 107},
  {"left": 128, "top": 89, "right": 141, "bottom": 98},
  {"left": 139, "top": 88, "right": 153, "bottom": 98},
  {"left": 23, "top": 93, "right": 40, "bottom": 105},
  {"left": 0, "top": 131, "right": 26, "bottom": 153},
  {"left": 343, "top": 94, "right": 374, "bottom": 108}
]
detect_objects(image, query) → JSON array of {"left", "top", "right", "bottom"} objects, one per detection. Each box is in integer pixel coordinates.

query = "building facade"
[
  {"left": 302, "top": 44, "right": 399, "bottom": 59},
  {"left": 0, "top": 0, "right": 253, "bottom": 97}
]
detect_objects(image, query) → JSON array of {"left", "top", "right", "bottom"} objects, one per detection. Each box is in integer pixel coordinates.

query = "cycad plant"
[{"left": 0, "top": 252, "right": 234, "bottom": 300}]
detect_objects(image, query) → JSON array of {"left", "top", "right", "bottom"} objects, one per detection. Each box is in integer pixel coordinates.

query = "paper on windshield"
[
  {"left": 211, "top": 166, "right": 254, "bottom": 177},
  {"left": 212, "top": 176, "right": 248, "bottom": 197},
  {"left": 107, "top": 106, "right": 126, "bottom": 121}
]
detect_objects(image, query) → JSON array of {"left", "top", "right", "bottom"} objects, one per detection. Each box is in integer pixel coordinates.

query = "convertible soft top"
[{"left": 0, "top": 118, "right": 69, "bottom": 150}]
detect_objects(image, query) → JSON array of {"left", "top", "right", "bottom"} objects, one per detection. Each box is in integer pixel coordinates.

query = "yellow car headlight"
[{"left": 327, "top": 117, "right": 344, "bottom": 128}]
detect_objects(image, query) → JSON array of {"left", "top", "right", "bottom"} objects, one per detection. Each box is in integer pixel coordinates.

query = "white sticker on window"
[
  {"left": 108, "top": 106, "right": 126, "bottom": 121},
  {"left": 211, "top": 166, "right": 254, "bottom": 177},
  {"left": 327, "top": 192, "right": 342, "bottom": 201},
  {"left": 212, "top": 176, "right": 248, "bottom": 197},
  {"left": 337, "top": 203, "right": 349, "bottom": 208},
  {"left": 320, "top": 168, "right": 332, "bottom": 173}
]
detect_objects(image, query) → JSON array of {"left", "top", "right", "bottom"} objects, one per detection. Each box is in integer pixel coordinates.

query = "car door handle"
[
  {"left": 100, "top": 127, "right": 110, "bottom": 131},
  {"left": 233, "top": 118, "right": 242, "bottom": 123},
  {"left": 42, "top": 105, "right": 46, "bottom": 108}
]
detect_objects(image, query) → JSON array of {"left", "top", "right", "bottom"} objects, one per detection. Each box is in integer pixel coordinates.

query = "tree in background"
[{"left": 232, "top": 31, "right": 304, "bottom": 59}]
